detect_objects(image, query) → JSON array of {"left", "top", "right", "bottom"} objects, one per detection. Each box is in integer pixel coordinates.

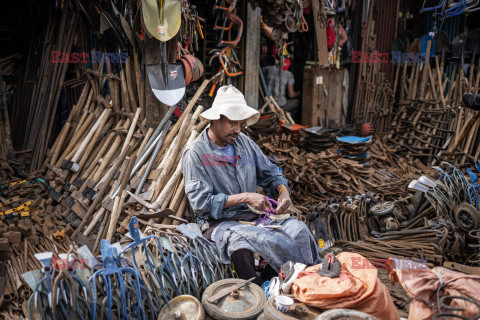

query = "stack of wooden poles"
[
  {"left": 10, "top": 8, "right": 78, "bottom": 171},
  {"left": 45, "top": 70, "right": 211, "bottom": 253}
]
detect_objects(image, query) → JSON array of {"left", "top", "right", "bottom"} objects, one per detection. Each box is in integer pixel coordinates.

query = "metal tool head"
[
  {"left": 34, "top": 252, "right": 53, "bottom": 269},
  {"left": 119, "top": 217, "right": 177, "bottom": 307},
  {"left": 89, "top": 239, "right": 147, "bottom": 319},
  {"left": 60, "top": 160, "right": 80, "bottom": 172},
  {"left": 21, "top": 270, "right": 43, "bottom": 291},
  {"left": 142, "top": 0, "right": 181, "bottom": 41},
  {"left": 391, "top": 38, "right": 406, "bottom": 53},
  {"left": 418, "top": 175, "right": 438, "bottom": 188},
  {"left": 146, "top": 58, "right": 185, "bottom": 106},
  {"left": 434, "top": 31, "right": 451, "bottom": 55},
  {"left": 73, "top": 178, "right": 85, "bottom": 189},
  {"left": 128, "top": 216, "right": 142, "bottom": 242},
  {"left": 451, "top": 33, "right": 476, "bottom": 62},
  {"left": 82, "top": 187, "right": 97, "bottom": 200},
  {"left": 408, "top": 180, "right": 431, "bottom": 193},
  {"left": 420, "top": 34, "right": 435, "bottom": 57},
  {"left": 65, "top": 196, "right": 76, "bottom": 208},
  {"left": 99, "top": 11, "right": 127, "bottom": 54},
  {"left": 76, "top": 245, "right": 100, "bottom": 269},
  {"left": 467, "top": 168, "right": 479, "bottom": 184},
  {"left": 127, "top": 190, "right": 156, "bottom": 209}
]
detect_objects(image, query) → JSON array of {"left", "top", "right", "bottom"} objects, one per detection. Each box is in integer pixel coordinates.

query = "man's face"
[{"left": 213, "top": 116, "right": 247, "bottom": 145}]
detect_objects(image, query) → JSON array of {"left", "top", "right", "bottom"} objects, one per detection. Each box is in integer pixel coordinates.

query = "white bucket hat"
[{"left": 200, "top": 85, "right": 260, "bottom": 126}]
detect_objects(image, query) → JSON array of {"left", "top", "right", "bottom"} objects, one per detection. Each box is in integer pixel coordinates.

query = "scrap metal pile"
[
  {"left": 343, "top": 161, "right": 480, "bottom": 268},
  {"left": 255, "top": 132, "right": 480, "bottom": 268},
  {"left": 0, "top": 185, "right": 229, "bottom": 319},
  {"left": 257, "top": 135, "right": 424, "bottom": 205}
]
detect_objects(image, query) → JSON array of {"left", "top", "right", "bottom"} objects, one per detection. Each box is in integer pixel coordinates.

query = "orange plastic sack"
[
  {"left": 291, "top": 252, "right": 399, "bottom": 320},
  {"left": 387, "top": 258, "right": 480, "bottom": 320}
]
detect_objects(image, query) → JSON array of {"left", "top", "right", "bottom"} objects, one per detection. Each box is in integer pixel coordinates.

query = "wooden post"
[{"left": 244, "top": 3, "right": 261, "bottom": 109}]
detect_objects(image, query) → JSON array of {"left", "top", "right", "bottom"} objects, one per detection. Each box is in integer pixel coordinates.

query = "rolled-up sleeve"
[
  {"left": 249, "top": 141, "right": 290, "bottom": 196},
  {"left": 182, "top": 149, "right": 228, "bottom": 220}
]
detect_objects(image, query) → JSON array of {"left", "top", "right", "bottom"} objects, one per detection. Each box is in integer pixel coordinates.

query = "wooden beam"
[{"left": 244, "top": 3, "right": 261, "bottom": 109}]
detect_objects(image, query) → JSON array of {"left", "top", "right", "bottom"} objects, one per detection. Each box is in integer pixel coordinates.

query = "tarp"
[{"left": 292, "top": 252, "right": 399, "bottom": 320}]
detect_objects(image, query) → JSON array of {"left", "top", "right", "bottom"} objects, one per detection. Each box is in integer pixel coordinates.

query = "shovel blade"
[
  {"left": 147, "top": 62, "right": 185, "bottom": 106},
  {"left": 142, "top": 0, "right": 181, "bottom": 41}
]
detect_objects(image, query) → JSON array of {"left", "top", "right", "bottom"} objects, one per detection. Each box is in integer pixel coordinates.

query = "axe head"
[
  {"left": 126, "top": 190, "right": 156, "bottom": 209},
  {"left": 73, "top": 233, "right": 95, "bottom": 250},
  {"left": 65, "top": 196, "right": 76, "bottom": 208},
  {"left": 60, "top": 160, "right": 80, "bottom": 172},
  {"left": 127, "top": 189, "right": 154, "bottom": 204},
  {"left": 63, "top": 183, "right": 75, "bottom": 192},
  {"left": 137, "top": 208, "right": 174, "bottom": 220},
  {"left": 102, "top": 198, "right": 115, "bottom": 212},
  {"left": 48, "top": 189, "right": 63, "bottom": 203},
  {"left": 82, "top": 187, "right": 97, "bottom": 201},
  {"left": 73, "top": 178, "right": 85, "bottom": 189}
]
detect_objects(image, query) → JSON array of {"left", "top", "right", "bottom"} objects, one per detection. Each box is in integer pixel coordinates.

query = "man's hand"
[
  {"left": 276, "top": 185, "right": 293, "bottom": 214},
  {"left": 245, "top": 193, "right": 273, "bottom": 212},
  {"left": 225, "top": 193, "right": 272, "bottom": 211},
  {"left": 276, "top": 193, "right": 293, "bottom": 215}
]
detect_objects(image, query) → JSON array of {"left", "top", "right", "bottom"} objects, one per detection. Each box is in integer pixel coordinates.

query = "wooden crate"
[{"left": 302, "top": 66, "right": 345, "bottom": 127}]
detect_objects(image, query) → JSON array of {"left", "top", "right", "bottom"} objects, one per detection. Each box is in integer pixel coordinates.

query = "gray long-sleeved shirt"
[{"left": 181, "top": 129, "right": 289, "bottom": 226}]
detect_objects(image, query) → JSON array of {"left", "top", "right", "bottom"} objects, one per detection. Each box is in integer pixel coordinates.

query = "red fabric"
[
  {"left": 326, "top": 19, "right": 336, "bottom": 48},
  {"left": 387, "top": 259, "right": 480, "bottom": 320},
  {"left": 173, "top": 107, "right": 182, "bottom": 117},
  {"left": 292, "top": 252, "right": 399, "bottom": 320}
]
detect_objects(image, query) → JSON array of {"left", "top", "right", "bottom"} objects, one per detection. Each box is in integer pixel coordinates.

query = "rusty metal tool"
[{"left": 206, "top": 277, "right": 256, "bottom": 304}]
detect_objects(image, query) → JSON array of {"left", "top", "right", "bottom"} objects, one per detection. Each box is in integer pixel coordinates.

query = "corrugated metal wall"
[
  {"left": 371, "top": 0, "right": 434, "bottom": 81},
  {"left": 373, "top": 0, "right": 398, "bottom": 80}
]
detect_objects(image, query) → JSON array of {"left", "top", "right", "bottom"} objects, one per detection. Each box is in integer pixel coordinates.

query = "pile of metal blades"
[{"left": 299, "top": 127, "right": 337, "bottom": 152}]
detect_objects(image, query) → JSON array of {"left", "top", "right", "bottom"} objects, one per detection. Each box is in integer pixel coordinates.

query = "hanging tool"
[
  {"left": 146, "top": 40, "right": 186, "bottom": 106},
  {"left": 142, "top": 0, "right": 181, "bottom": 41}
]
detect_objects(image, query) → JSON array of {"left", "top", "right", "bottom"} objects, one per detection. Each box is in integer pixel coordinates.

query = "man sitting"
[{"left": 182, "top": 85, "right": 320, "bottom": 285}]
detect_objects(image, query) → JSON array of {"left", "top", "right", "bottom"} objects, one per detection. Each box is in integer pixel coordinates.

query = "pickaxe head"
[{"left": 60, "top": 160, "right": 80, "bottom": 173}]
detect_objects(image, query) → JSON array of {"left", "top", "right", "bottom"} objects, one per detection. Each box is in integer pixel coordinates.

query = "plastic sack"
[
  {"left": 386, "top": 258, "right": 480, "bottom": 320},
  {"left": 261, "top": 281, "right": 271, "bottom": 298},
  {"left": 292, "top": 252, "right": 399, "bottom": 320},
  {"left": 281, "top": 262, "right": 306, "bottom": 294}
]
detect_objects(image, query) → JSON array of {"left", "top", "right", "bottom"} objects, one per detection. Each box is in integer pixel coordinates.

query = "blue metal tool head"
[
  {"left": 467, "top": 168, "right": 479, "bottom": 184},
  {"left": 128, "top": 216, "right": 142, "bottom": 242}
]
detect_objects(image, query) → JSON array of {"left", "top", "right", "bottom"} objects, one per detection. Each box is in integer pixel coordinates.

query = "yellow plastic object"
[{"left": 9, "top": 180, "right": 26, "bottom": 186}]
